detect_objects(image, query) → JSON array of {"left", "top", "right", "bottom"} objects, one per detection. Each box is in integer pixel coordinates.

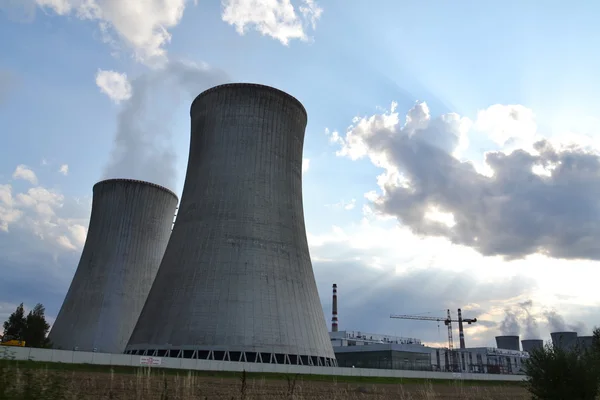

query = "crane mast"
[
  {"left": 389, "top": 309, "right": 478, "bottom": 372},
  {"left": 446, "top": 309, "right": 454, "bottom": 351}
]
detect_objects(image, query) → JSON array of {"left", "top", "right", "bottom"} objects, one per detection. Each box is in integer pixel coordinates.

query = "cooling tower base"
[{"left": 125, "top": 346, "right": 337, "bottom": 367}]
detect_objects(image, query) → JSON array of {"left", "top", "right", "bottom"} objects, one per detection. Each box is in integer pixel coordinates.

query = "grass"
[
  {"left": 0, "top": 359, "right": 529, "bottom": 399},
  {"left": 0, "top": 358, "right": 524, "bottom": 387}
]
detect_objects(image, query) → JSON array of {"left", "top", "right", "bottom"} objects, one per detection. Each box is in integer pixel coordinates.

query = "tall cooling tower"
[
  {"left": 521, "top": 339, "right": 543, "bottom": 353},
  {"left": 577, "top": 336, "right": 594, "bottom": 351},
  {"left": 495, "top": 335, "right": 520, "bottom": 351},
  {"left": 126, "top": 83, "right": 336, "bottom": 367},
  {"left": 49, "top": 179, "right": 178, "bottom": 353},
  {"left": 551, "top": 331, "right": 578, "bottom": 351}
]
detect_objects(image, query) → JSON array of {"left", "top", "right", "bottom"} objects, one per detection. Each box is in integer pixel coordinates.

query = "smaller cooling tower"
[
  {"left": 48, "top": 179, "right": 178, "bottom": 354},
  {"left": 521, "top": 339, "right": 543, "bottom": 353},
  {"left": 495, "top": 335, "right": 520, "bottom": 351},
  {"left": 551, "top": 331, "right": 578, "bottom": 351},
  {"left": 577, "top": 336, "right": 594, "bottom": 351}
]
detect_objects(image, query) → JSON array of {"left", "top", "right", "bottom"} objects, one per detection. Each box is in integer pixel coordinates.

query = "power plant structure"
[
  {"left": 495, "top": 336, "right": 520, "bottom": 351},
  {"left": 577, "top": 336, "right": 594, "bottom": 350},
  {"left": 332, "top": 284, "right": 339, "bottom": 332},
  {"left": 125, "top": 83, "right": 336, "bottom": 367},
  {"left": 521, "top": 339, "right": 543, "bottom": 353},
  {"left": 48, "top": 179, "right": 178, "bottom": 353},
  {"left": 551, "top": 331, "right": 578, "bottom": 351}
]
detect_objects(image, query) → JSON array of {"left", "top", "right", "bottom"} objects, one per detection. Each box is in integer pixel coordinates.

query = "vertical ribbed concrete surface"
[
  {"left": 126, "top": 83, "right": 336, "bottom": 366},
  {"left": 521, "top": 339, "right": 543, "bottom": 353},
  {"left": 495, "top": 335, "right": 520, "bottom": 351},
  {"left": 551, "top": 331, "right": 578, "bottom": 351},
  {"left": 48, "top": 179, "right": 178, "bottom": 353}
]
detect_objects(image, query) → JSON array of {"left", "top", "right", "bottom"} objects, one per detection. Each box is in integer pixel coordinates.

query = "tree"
[
  {"left": 1, "top": 303, "right": 26, "bottom": 342},
  {"left": 524, "top": 327, "right": 600, "bottom": 400},
  {"left": 23, "top": 304, "right": 52, "bottom": 348},
  {"left": 1, "top": 303, "right": 52, "bottom": 348}
]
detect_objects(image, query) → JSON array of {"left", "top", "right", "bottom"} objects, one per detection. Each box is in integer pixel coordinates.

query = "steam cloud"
[
  {"left": 499, "top": 300, "right": 587, "bottom": 338},
  {"left": 519, "top": 299, "right": 540, "bottom": 339},
  {"left": 499, "top": 308, "right": 520, "bottom": 335},
  {"left": 102, "top": 60, "right": 229, "bottom": 191},
  {"left": 544, "top": 310, "right": 587, "bottom": 334}
]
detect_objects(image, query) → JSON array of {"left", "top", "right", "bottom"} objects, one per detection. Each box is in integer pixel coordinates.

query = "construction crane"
[{"left": 390, "top": 309, "right": 477, "bottom": 371}]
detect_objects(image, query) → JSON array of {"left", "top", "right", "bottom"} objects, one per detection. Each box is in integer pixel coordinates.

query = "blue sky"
[{"left": 1, "top": 0, "right": 600, "bottom": 348}]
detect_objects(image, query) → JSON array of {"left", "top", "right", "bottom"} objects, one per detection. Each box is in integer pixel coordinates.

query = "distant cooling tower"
[
  {"left": 577, "top": 336, "right": 594, "bottom": 351},
  {"left": 521, "top": 339, "right": 544, "bottom": 353},
  {"left": 551, "top": 331, "right": 578, "bottom": 351},
  {"left": 126, "top": 83, "right": 336, "bottom": 367},
  {"left": 48, "top": 179, "right": 178, "bottom": 353},
  {"left": 495, "top": 335, "right": 520, "bottom": 351}
]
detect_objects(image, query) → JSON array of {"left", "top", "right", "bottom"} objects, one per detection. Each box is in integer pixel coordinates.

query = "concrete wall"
[
  {"left": 127, "top": 84, "right": 334, "bottom": 364},
  {"left": 2, "top": 347, "right": 525, "bottom": 382},
  {"left": 48, "top": 179, "right": 178, "bottom": 354}
]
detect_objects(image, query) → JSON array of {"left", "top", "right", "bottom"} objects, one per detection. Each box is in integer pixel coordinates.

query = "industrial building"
[
  {"left": 330, "top": 331, "right": 432, "bottom": 370},
  {"left": 126, "top": 83, "right": 336, "bottom": 367},
  {"left": 329, "top": 330, "right": 529, "bottom": 374},
  {"left": 48, "top": 179, "right": 178, "bottom": 353}
]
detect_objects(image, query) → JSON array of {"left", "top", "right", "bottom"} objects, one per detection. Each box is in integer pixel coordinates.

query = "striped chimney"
[{"left": 332, "top": 283, "right": 338, "bottom": 332}]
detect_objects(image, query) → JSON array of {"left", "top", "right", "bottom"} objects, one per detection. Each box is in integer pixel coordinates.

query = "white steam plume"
[{"left": 102, "top": 60, "right": 229, "bottom": 190}]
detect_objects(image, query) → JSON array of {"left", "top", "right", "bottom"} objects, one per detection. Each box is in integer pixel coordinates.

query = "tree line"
[
  {"left": 0, "top": 303, "right": 52, "bottom": 348},
  {"left": 523, "top": 327, "right": 600, "bottom": 400}
]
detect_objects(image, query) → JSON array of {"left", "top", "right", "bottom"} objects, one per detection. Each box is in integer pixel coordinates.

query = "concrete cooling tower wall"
[
  {"left": 551, "top": 331, "right": 578, "bottom": 351},
  {"left": 521, "top": 339, "right": 543, "bottom": 353},
  {"left": 126, "top": 83, "right": 336, "bottom": 367},
  {"left": 577, "top": 336, "right": 594, "bottom": 351},
  {"left": 495, "top": 335, "right": 520, "bottom": 351},
  {"left": 48, "top": 179, "right": 178, "bottom": 353}
]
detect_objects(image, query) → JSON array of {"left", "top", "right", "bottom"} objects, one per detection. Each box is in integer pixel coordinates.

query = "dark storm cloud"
[
  {"left": 103, "top": 60, "right": 230, "bottom": 191},
  {"left": 334, "top": 102, "right": 600, "bottom": 261},
  {"left": 312, "top": 258, "right": 535, "bottom": 347}
]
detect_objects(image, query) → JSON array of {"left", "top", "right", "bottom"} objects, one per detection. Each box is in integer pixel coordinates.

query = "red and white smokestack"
[
  {"left": 332, "top": 283, "right": 338, "bottom": 332},
  {"left": 458, "top": 308, "right": 466, "bottom": 349}
]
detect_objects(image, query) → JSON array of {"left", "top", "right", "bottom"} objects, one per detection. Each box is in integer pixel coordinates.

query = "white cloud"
[
  {"left": 0, "top": 184, "right": 23, "bottom": 232},
  {"left": 302, "top": 158, "right": 310, "bottom": 174},
  {"left": 12, "top": 164, "right": 38, "bottom": 185},
  {"left": 58, "top": 164, "right": 69, "bottom": 176},
  {"left": 34, "top": 0, "right": 190, "bottom": 64},
  {"left": 0, "top": 167, "right": 88, "bottom": 250},
  {"left": 95, "top": 70, "right": 132, "bottom": 103},
  {"left": 221, "top": 0, "right": 322, "bottom": 45},
  {"left": 473, "top": 104, "right": 538, "bottom": 149},
  {"left": 327, "top": 198, "right": 356, "bottom": 211}
]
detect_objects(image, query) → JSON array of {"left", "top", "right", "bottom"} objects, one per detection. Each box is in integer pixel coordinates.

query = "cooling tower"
[
  {"left": 521, "top": 339, "right": 543, "bottom": 353},
  {"left": 126, "top": 83, "right": 336, "bottom": 366},
  {"left": 577, "top": 336, "right": 594, "bottom": 351},
  {"left": 551, "top": 331, "right": 578, "bottom": 351},
  {"left": 48, "top": 179, "right": 178, "bottom": 353},
  {"left": 495, "top": 335, "right": 520, "bottom": 351}
]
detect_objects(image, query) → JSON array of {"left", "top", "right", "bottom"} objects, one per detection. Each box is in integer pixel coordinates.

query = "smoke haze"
[
  {"left": 102, "top": 60, "right": 229, "bottom": 191},
  {"left": 519, "top": 299, "right": 540, "bottom": 339},
  {"left": 499, "top": 308, "right": 520, "bottom": 335}
]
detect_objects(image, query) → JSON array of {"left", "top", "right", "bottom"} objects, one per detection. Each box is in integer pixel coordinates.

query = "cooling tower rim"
[
  {"left": 94, "top": 178, "right": 178, "bottom": 200},
  {"left": 495, "top": 335, "right": 520, "bottom": 338},
  {"left": 550, "top": 331, "right": 577, "bottom": 335},
  {"left": 190, "top": 82, "right": 307, "bottom": 119}
]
